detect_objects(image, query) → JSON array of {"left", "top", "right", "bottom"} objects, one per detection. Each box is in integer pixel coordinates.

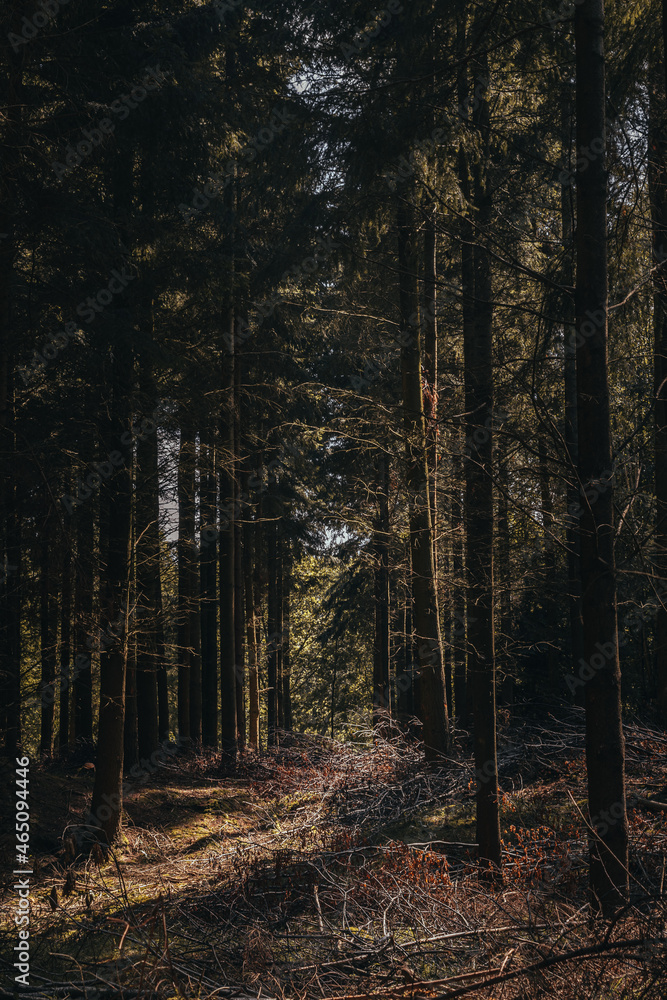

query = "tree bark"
[
  {"left": 74, "top": 476, "right": 95, "bottom": 745},
  {"left": 244, "top": 512, "right": 260, "bottom": 749},
  {"left": 89, "top": 323, "right": 132, "bottom": 845},
  {"left": 463, "top": 40, "right": 502, "bottom": 870},
  {"left": 397, "top": 198, "right": 449, "bottom": 760},
  {"left": 650, "top": 25, "right": 667, "bottom": 727},
  {"left": 282, "top": 535, "right": 293, "bottom": 733},
  {"left": 59, "top": 516, "right": 73, "bottom": 751},
  {"left": 177, "top": 412, "right": 195, "bottom": 744},
  {"left": 373, "top": 451, "right": 390, "bottom": 724},
  {"left": 135, "top": 371, "right": 162, "bottom": 759},
  {"left": 220, "top": 344, "right": 237, "bottom": 758},
  {"left": 200, "top": 420, "right": 219, "bottom": 747},
  {"left": 39, "top": 522, "right": 56, "bottom": 757},
  {"left": 574, "top": 0, "right": 629, "bottom": 910}
]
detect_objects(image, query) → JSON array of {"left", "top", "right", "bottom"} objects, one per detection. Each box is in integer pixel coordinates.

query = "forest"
[{"left": 2, "top": 0, "right": 667, "bottom": 996}]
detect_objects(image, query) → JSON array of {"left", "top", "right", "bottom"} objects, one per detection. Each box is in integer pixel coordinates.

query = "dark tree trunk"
[
  {"left": 234, "top": 387, "right": 245, "bottom": 748},
  {"left": 651, "top": 25, "right": 667, "bottom": 727},
  {"left": 397, "top": 200, "right": 449, "bottom": 759},
  {"left": 266, "top": 488, "right": 279, "bottom": 746},
  {"left": 561, "top": 87, "right": 585, "bottom": 699},
  {"left": 39, "top": 523, "right": 56, "bottom": 757},
  {"left": 463, "top": 42, "right": 501, "bottom": 870},
  {"left": 0, "top": 37, "right": 22, "bottom": 759},
  {"left": 124, "top": 488, "right": 138, "bottom": 771},
  {"left": 74, "top": 483, "right": 94, "bottom": 745},
  {"left": 282, "top": 535, "right": 293, "bottom": 733},
  {"left": 574, "top": 0, "right": 629, "bottom": 910},
  {"left": 177, "top": 412, "right": 195, "bottom": 744},
  {"left": 220, "top": 345, "right": 237, "bottom": 757},
  {"left": 135, "top": 372, "right": 162, "bottom": 759},
  {"left": 89, "top": 326, "right": 133, "bottom": 845},
  {"left": 59, "top": 528, "right": 72, "bottom": 752},
  {"left": 373, "top": 451, "right": 390, "bottom": 723},
  {"left": 452, "top": 445, "right": 467, "bottom": 726}
]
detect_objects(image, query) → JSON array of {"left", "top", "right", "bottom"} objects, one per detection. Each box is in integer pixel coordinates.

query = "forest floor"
[{"left": 2, "top": 713, "right": 667, "bottom": 999}]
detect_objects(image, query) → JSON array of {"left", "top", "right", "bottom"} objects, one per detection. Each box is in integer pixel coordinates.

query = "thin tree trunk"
[
  {"left": 244, "top": 513, "right": 260, "bottom": 749},
  {"left": 574, "top": 0, "right": 629, "bottom": 910},
  {"left": 200, "top": 421, "right": 218, "bottom": 747},
  {"left": 220, "top": 344, "right": 237, "bottom": 758},
  {"left": 452, "top": 445, "right": 467, "bottom": 725},
  {"left": 373, "top": 451, "right": 390, "bottom": 724},
  {"left": 267, "top": 489, "right": 279, "bottom": 747},
  {"left": 177, "top": 413, "right": 195, "bottom": 744},
  {"left": 397, "top": 199, "right": 449, "bottom": 760}
]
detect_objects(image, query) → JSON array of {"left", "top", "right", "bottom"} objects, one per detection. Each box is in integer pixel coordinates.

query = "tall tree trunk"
[
  {"left": 574, "top": 0, "right": 628, "bottom": 910},
  {"left": 177, "top": 413, "right": 195, "bottom": 744},
  {"left": 423, "top": 206, "right": 439, "bottom": 573},
  {"left": 397, "top": 199, "right": 449, "bottom": 759},
  {"left": 89, "top": 133, "right": 134, "bottom": 842},
  {"left": 200, "top": 421, "right": 219, "bottom": 747},
  {"left": 452, "top": 445, "right": 468, "bottom": 725},
  {"left": 74, "top": 479, "right": 95, "bottom": 745},
  {"left": 59, "top": 526, "right": 72, "bottom": 752},
  {"left": 135, "top": 373, "right": 162, "bottom": 759},
  {"left": 282, "top": 535, "right": 293, "bottom": 732},
  {"left": 39, "top": 522, "right": 56, "bottom": 757},
  {"left": 651, "top": 25, "right": 667, "bottom": 727},
  {"left": 234, "top": 383, "right": 245, "bottom": 748},
  {"left": 266, "top": 486, "right": 279, "bottom": 746},
  {"left": 244, "top": 512, "right": 260, "bottom": 749},
  {"left": 561, "top": 85, "right": 586, "bottom": 699},
  {"left": 124, "top": 480, "right": 138, "bottom": 771},
  {"left": 89, "top": 324, "right": 133, "bottom": 845},
  {"left": 0, "top": 33, "right": 22, "bottom": 758},
  {"left": 463, "top": 42, "right": 501, "bottom": 870},
  {"left": 373, "top": 451, "right": 390, "bottom": 724},
  {"left": 220, "top": 346, "right": 237, "bottom": 757}
]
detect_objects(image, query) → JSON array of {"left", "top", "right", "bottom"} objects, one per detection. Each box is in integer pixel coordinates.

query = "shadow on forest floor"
[{"left": 2, "top": 715, "right": 667, "bottom": 999}]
